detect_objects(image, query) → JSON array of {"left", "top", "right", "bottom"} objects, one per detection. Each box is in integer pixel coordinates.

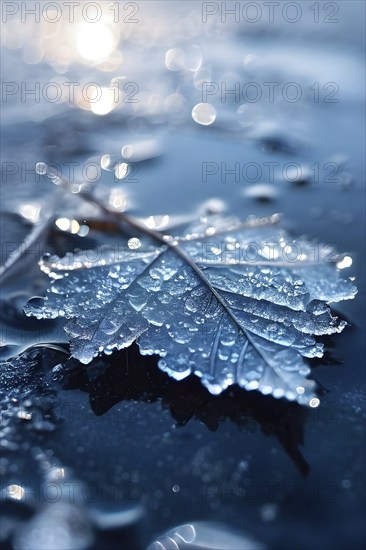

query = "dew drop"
[
  {"left": 192, "top": 103, "right": 216, "bottom": 126},
  {"left": 243, "top": 184, "right": 278, "bottom": 202},
  {"left": 309, "top": 397, "right": 320, "bottom": 408},
  {"left": 114, "top": 162, "right": 129, "bottom": 180},
  {"left": 128, "top": 238, "right": 141, "bottom": 250},
  {"left": 336, "top": 255, "right": 352, "bottom": 269},
  {"left": 35, "top": 162, "right": 47, "bottom": 175}
]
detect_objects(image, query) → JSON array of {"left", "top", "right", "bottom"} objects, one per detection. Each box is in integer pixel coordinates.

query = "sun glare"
[{"left": 76, "top": 22, "right": 115, "bottom": 62}]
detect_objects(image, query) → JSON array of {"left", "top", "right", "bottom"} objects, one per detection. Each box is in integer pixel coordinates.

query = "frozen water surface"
[{"left": 0, "top": 1, "right": 365, "bottom": 549}]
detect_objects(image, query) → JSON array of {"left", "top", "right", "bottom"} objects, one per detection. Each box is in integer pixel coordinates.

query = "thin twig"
[
  {"left": 0, "top": 216, "right": 53, "bottom": 283},
  {"left": 46, "top": 167, "right": 279, "bottom": 247}
]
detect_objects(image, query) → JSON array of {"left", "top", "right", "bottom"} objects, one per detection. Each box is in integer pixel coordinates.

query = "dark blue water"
[{"left": 1, "top": 2, "right": 365, "bottom": 549}]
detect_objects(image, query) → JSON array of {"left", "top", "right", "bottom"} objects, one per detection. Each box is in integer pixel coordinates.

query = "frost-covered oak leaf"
[{"left": 25, "top": 216, "right": 357, "bottom": 406}]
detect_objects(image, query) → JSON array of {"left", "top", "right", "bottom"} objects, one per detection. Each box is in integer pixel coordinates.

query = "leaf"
[{"left": 24, "top": 215, "right": 357, "bottom": 406}]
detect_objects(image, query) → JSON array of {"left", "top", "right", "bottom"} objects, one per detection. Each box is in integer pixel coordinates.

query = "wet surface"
[{"left": 1, "top": 2, "right": 365, "bottom": 549}]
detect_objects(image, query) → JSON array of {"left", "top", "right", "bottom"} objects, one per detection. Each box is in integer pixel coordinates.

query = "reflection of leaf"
[
  {"left": 62, "top": 344, "right": 311, "bottom": 475},
  {"left": 25, "top": 215, "right": 357, "bottom": 406}
]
